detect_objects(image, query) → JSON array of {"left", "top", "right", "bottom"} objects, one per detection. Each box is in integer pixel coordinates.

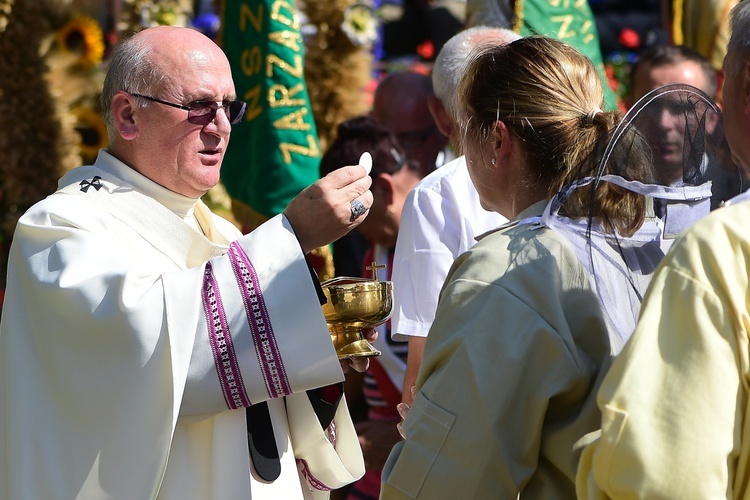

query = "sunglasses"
[
  {"left": 129, "top": 93, "right": 247, "bottom": 125},
  {"left": 396, "top": 124, "right": 438, "bottom": 151}
]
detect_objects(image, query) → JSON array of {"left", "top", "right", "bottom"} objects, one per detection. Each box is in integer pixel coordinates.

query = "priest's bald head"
[
  {"left": 101, "top": 26, "right": 243, "bottom": 199},
  {"left": 99, "top": 25, "right": 373, "bottom": 257}
]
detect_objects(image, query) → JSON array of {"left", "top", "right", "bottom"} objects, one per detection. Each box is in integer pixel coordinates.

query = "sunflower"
[
  {"left": 55, "top": 15, "right": 105, "bottom": 68},
  {"left": 72, "top": 107, "right": 108, "bottom": 163},
  {"left": 341, "top": 4, "right": 379, "bottom": 48},
  {"left": 0, "top": 0, "right": 13, "bottom": 34}
]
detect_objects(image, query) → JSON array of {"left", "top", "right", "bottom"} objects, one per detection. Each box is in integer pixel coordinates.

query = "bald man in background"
[{"left": 373, "top": 71, "right": 449, "bottom": 178}]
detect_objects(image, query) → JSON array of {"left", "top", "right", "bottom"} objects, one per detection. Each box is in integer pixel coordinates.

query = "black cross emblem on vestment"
[{"left": 79, "top": 176, "right": 103, "bottom": 193}]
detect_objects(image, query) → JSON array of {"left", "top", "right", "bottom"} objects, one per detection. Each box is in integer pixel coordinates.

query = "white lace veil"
[{"left": 541, "top": 84, "right": 733, "bottom": 353}]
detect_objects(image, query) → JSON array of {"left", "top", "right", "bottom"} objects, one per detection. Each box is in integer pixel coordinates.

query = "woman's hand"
[{"left": 396, "top": 386, "right": 416, "bottom": 439}]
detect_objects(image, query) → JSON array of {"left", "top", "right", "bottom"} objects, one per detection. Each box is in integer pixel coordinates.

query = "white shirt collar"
[{"left": 97, "top": 149, "right": 199, "bottom": 220}]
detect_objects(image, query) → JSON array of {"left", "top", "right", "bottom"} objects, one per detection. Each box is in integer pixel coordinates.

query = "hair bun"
[{"left": 580, "top": 107, "right": 603, "bottom": 127}]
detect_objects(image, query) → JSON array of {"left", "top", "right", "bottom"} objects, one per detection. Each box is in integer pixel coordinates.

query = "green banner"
[
  {"left": 219, "top": 0, "right": 320, "bottom": 229},
  {"left": 514, "top": 0, "right": 620, "bottom": 111}
]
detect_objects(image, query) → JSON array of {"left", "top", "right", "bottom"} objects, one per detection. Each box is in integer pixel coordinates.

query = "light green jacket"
[{"left": 381, "top": 201, "right": 612, "bottom": 499}]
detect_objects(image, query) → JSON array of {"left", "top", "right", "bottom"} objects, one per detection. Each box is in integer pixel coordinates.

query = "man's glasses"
[
  {"left": 129, "top": 93, "right": 247, "bottom": 125},
  {"left": 396, "top": 124, "right": 438, "bottom": 151}
]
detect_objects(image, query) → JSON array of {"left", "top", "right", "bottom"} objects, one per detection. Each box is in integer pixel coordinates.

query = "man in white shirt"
[
  {"left": 0, "top": 26, "right": 372, "bottom": 499},
  {"left": 390, "top": 26, "right": 519, "bottom": 405}
]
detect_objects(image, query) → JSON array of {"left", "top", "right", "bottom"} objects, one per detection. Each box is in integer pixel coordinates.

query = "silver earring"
[{"left": 491, "top": 158, "right": 496, "bottom": 165}]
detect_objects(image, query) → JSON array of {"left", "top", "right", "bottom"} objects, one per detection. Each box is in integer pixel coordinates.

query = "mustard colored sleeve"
[{"left": 577, "top": 250, "right": 746, "bottom": 498}]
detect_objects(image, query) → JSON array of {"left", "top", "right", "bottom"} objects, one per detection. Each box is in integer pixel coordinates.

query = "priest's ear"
[{"left": 111, "top": 91, "right": 139, "bottom": 140}]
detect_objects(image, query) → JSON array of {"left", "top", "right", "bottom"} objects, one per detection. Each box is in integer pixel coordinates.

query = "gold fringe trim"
[
  {"left": 672, "top": 0, "right": 684, "bottom": 45},
  {"left": 309, "top": 244, "right": 335, "bottom": 282},
  {"left": 512, "top": 0, "right": 524, "bottom": 33},
  {"left": 230, "top": 196, "right": 335, "bottom": 280},
  {"left": 229, "top": 196, "right": 269, "bottom": 234}
]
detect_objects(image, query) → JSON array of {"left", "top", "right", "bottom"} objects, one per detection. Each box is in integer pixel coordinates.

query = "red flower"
[
  {"left": 618, "top": 28, "right": 640, "bottom": 50},
  {"left": 416, "top": 40, "right": 434, "bottom": 60}
]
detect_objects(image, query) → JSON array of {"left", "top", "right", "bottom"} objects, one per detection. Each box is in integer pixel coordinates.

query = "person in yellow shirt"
[{"left": 576, "top": 1, "right": 750, "bottom": 497}]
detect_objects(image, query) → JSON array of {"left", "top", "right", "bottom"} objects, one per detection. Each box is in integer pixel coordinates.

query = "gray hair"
[
  {"left": 100, "top": 32, "right": 171, "bottom": 144},
  {"left": 432, "top": 26, "right": 521, "bottom": 120},
  {"left": 726, "top": 1, "right": 750, "bottom": 77}
]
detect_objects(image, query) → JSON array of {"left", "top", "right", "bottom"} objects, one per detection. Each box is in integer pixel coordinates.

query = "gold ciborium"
[{"left": 321, "top": 266, "right": 393, "bottom": 359}]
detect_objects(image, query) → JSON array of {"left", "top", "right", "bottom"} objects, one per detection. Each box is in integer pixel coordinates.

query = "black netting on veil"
[
  {"left": 543, "top": 84, "right": 734, "bottom": 353},
  {"left": 600, "top": 84, "right": 737, "bottom": 203}
]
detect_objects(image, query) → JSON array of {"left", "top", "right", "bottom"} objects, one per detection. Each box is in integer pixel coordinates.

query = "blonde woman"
[{"left": 380, "top": 36, "right": 662, "bottom": 499}]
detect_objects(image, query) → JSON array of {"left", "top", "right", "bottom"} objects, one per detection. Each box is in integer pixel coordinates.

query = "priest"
[{"left": 0, "top": 26, "right": 372, "bottom": 499}]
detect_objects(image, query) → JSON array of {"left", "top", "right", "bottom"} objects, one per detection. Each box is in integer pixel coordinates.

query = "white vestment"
[{"left": 0, "top": 150, "right": 364, "bottom": 499}]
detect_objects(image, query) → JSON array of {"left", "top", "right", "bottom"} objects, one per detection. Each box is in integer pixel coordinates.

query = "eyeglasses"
[
  {"left": 396, "top": 124, "right": 438, "bottom": 151},
  {"left": 129, "top": 93, "right": 247, "bottom": 125},
  {"left": 367, "top": 147, "right": 407, "bottom": 177}
]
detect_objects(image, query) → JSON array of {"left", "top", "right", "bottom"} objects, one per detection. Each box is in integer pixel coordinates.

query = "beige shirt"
[
  {"left": 577, "top": 198, "right": 750, "bottom": 499},
  {"left": 381, "top": 201, "right": 612, "bottom": 499}
]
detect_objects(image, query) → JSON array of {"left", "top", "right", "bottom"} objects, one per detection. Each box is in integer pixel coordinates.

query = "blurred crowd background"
[{"left": 0, "top": 0, "right": 737, "bottom": 299}]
